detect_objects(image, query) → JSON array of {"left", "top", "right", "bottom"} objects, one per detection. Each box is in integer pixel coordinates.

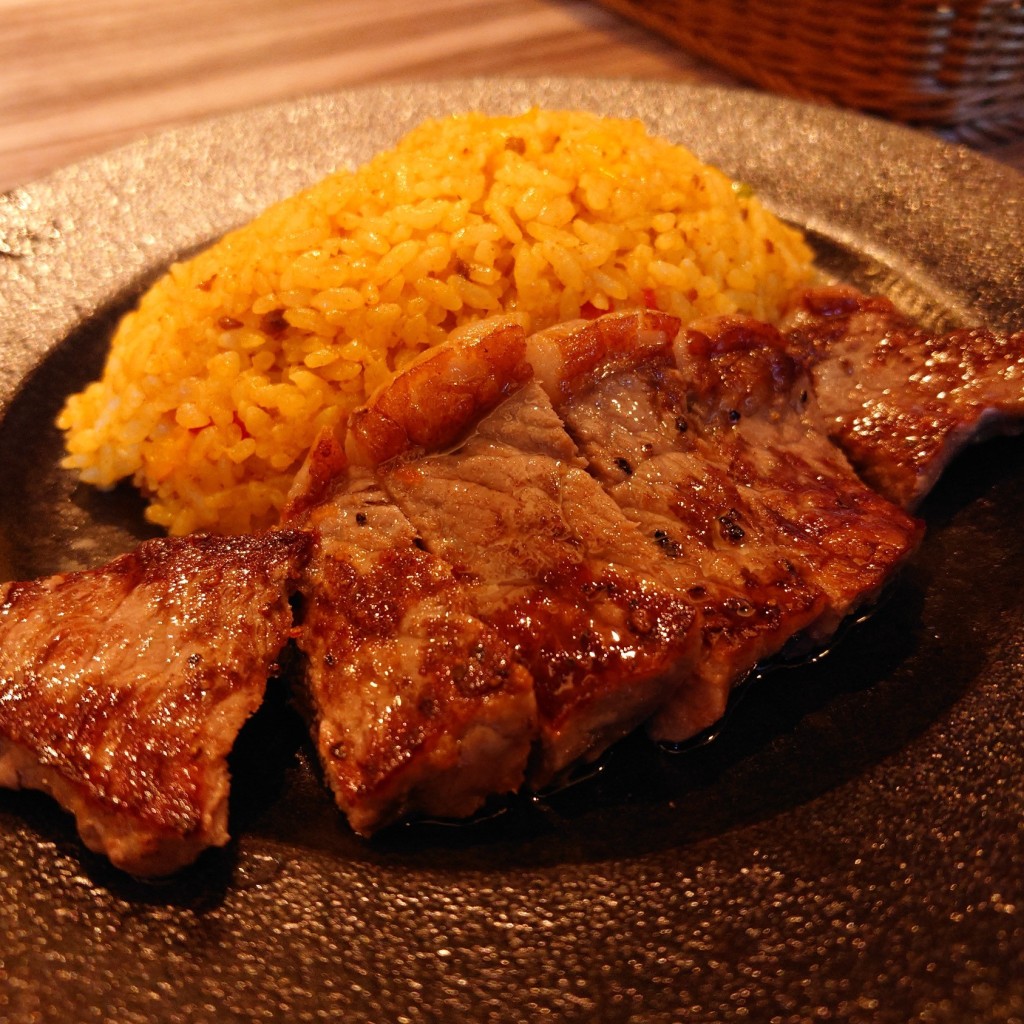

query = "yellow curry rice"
[{"left": 57, "top": 109, "right": 815, "bottom": 535}]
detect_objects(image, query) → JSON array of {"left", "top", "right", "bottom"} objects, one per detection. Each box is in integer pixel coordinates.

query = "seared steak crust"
[{"left": 0, "top": 530, "right": 310, "bottom": 876}]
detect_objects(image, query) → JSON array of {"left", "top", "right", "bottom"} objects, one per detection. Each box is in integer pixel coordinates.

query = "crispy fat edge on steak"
[
  {"left": 285, "top": 431, "right": 537, "bottom": 836},
  {"left": 783, "top": 285, "right": 1024, "bottom": 509},
  {"left": 345, "top": 315, "right": 533, "bottom": 467},
  {"left": 0, "top": 530, "right": 311, "bottom": 876}
]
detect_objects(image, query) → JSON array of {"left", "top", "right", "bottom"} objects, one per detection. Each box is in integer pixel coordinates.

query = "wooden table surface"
[{"left": 2, "top": 0, "right": 1023, "bottom": 193}]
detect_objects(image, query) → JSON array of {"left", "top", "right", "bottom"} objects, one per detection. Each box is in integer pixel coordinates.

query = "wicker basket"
[{"left": 596, "top": 0, "right": 1024, "bottom": 142}]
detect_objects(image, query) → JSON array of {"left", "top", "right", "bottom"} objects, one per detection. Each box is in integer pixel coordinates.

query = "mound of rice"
[{"left": 58, "top": 108, "right": 815, "bottom": 535}]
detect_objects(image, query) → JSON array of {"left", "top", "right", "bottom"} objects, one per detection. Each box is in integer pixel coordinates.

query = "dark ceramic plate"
[{"left": 2, "top": 80, "right": 1023, "bottom": 1024}]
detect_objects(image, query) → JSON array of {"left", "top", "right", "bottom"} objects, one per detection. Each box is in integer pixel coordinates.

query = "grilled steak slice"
[
  {"left": 673, "top": 315, "right": 925, "bottom": 637},
  {"left": 284, "top": 319, "right": 539, "bottom": 833},
  {"left": 528, "top": 312, "right": 922, "bottom": 741},
  {"left": 378, "top": 380, "right": 700, "bottom": 786},
  {"left": 289, "top": 440, "right": 537, "bottom": 836},
  {"left": 548, "top": 344, "right": 823, "bottom": 738},
  {"left": 784, "top": 285, "right": 1024, "bottom": 508},
  {"left": 0, "top": 531, "right": 309, "bottom": 876}
]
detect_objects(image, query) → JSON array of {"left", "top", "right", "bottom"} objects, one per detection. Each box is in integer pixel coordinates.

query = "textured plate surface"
[{"left": 2, "top": 79, "right": 1024, "bottom": 1024}]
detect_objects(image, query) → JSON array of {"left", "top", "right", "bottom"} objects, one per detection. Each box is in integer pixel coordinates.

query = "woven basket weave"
[{"left": 596, "top": 0, "right": 1024, "bottom": 142}]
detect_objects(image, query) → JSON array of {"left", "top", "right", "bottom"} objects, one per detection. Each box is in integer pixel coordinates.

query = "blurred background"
[{"left": 1, "top": 0, "right": 1022, "bottom": 190}]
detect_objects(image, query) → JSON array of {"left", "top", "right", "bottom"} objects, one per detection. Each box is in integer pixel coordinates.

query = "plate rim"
[{"left": 2, "top": 77, "right": 1024, "bottom": 1024}]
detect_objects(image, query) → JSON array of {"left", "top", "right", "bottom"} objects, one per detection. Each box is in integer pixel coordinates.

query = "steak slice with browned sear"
[
  {"left": 528, "top": 312, "right": 922, "bottom": 741},
  {"left": 549, "top": 340, "right": 824, "bottom": 739},
  {"left": 289, "top": 451, "right": 537, "bottom": 836},
  {"left": 784, "top": 285, "right": 1024, "bottom": 509},
  {"left": 284, "top": 321, "right": 541, "bottom": 835},
  {"left": 378, "top": 379, "right": 700, "bottom": 787},
  {"left": 0, "top": 531, "right": 310, "bottom": 876}
]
